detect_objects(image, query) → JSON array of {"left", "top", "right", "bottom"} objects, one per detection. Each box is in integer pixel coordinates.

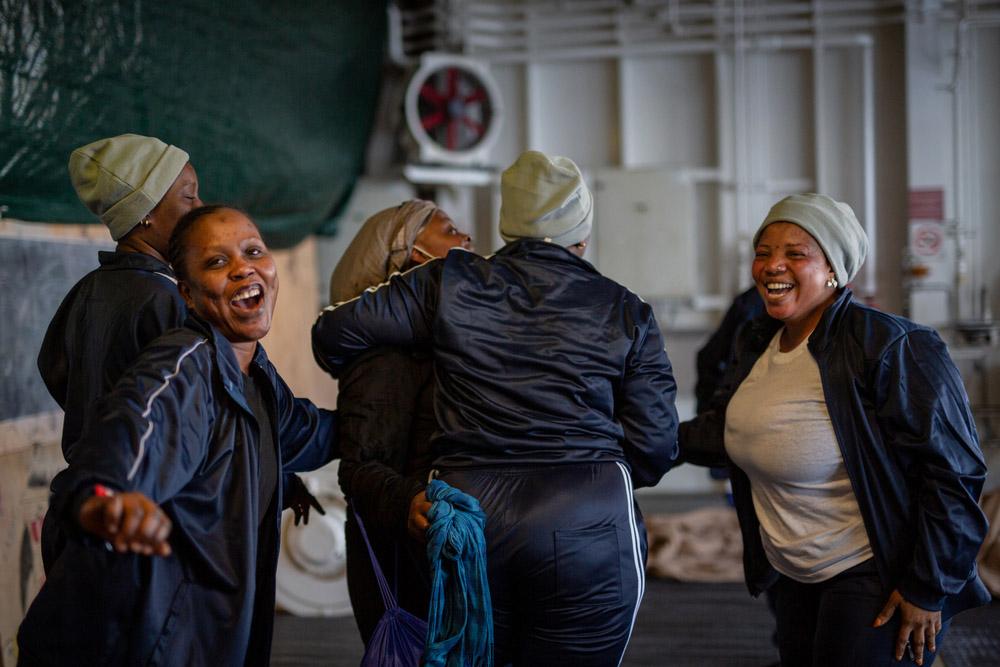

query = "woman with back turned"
[{"left": 314, "top": 151, "right": 679, "bottom": 666}]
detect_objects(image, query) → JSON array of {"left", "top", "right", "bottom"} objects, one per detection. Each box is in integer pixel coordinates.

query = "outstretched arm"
[{"left": 50, "top": 334, "right": 216, "bottom": 551}]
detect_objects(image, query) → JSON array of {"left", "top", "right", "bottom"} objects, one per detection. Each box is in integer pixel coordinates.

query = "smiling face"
[
  {"left": 176, "top": 208, "right": 278, "bottom": 344},
  {"left": 752, "top": 222, "right": 838, "bottom": 330},
  {"left": 411, "top": 209, "right": 472, "bottom": 263}
]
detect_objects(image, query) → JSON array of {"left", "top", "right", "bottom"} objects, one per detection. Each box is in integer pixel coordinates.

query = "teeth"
[
  {"left": 232, "top": 284, "right": 262, "bottom": 302},
  {"left": 766, "top": 282, "right": 793, "bottom": 290}
]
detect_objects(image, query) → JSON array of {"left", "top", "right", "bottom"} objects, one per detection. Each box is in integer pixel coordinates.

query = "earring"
[
  {"left": 578, "top": 241, "right": 587, "bottom": 249},
  {"left": 139, "top": 215, "right": 152, "bottom": 228},
  {"left": 826, "top": 276, "right": 839, "bottom": 289}
]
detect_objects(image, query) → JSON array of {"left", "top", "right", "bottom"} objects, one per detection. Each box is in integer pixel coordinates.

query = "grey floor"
[{"left": 271, "top": 494, "right": 1000, "bottom": 666}]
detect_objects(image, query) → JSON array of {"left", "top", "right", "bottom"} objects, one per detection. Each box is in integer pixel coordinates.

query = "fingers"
[
  {"left": 909, "top": 627, "right": 925, "bottom": 665},
  {"left": 78, "top": 495, "right": 120, "bottom": 540},
  {"left": 872, "top": 591, "right": 900, "bottom": 628},
  {"left": 115, "top": 497, "right": 145, "bottom": 552},
  {"left": 136, "top": 504, "right": 172, "bottom": 556},
  {"left": 104, "top": 495, "right": 123, "bottom": 535},
  {"left": 310, "top": 496, "right": 326, "bottom": 515},
  {"left": 113, "top": 494, "right": 172, "bottom": 556},
  {"left": 893, "top": 595, "right": 942, "bottom": 666},
  {"left": 407, "top": 491, "right": 432, "bottom": 542},
  {"left": 153, "top": 514, "right": 173, "bottom": 557},
  {"left": 407, "top": 513, "right": 429, "bottom": 543},
  {"left": 917, "top": 626, "right": 937, "bottom": 665},
  {"left": 78, "top": 492, "right": 171, "bottom": 557},
  {"left": 894, "top": 624, "right": 912, "bottom": 662}
]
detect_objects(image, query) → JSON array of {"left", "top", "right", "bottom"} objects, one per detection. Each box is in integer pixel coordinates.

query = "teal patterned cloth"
[{"left": 424, "top": 479, "right": 494, "bottom": 667}]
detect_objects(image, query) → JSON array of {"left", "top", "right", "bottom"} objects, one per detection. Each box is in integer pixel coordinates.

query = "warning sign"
[{"left": 911, "top": 224, "right": 944, "bottom": 257}]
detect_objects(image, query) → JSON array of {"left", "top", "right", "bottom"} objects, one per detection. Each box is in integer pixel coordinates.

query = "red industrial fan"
[{"left": 404, "top": 54, "right": 502, "bottom": 167}]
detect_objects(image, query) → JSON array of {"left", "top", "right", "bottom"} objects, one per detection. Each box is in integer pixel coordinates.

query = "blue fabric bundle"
[{"left": 423, "top": 479, "right": 494, "bottom": 667}]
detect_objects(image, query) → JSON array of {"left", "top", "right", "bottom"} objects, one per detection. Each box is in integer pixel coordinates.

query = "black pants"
[
  {"left": 771, "top": 558, "right": 950, "bottom": 667},
  {"left": 344, "top": 512, "right": 431, "bottom": 645},
  {"left": 439, "top": 461, "right": 646, "bottom": 667}
]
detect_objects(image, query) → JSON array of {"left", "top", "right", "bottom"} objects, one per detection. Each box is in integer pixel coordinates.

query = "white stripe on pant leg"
[
  {"left": 127, "top": 340, "right": 206, "bottom": 482},
  {"left": 615, "top": 461, "right": 645, "bottom": 666}
]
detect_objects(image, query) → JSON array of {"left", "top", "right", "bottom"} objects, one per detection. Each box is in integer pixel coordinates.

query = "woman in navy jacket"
[
  {"left": 314, "top": 151, "right": 679, "bottom": 666},
  {"left": 681, "top": 193, "right": 989, "bottom": 666},
  {"left": 18, "top": 206, "right": 339, "bottom": 666}
]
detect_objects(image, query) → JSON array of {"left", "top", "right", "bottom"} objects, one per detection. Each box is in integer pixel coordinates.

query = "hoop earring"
[{"left": 826, "top": 276, "right": 839, "bottom": 289}]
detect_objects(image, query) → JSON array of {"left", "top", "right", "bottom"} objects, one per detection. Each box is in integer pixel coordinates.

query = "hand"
[
  {"left": 78, "top": 492, "right": 172, "bottom": 557},
  {"left": 872, "top": 589, "right": 942, "bottom": 665},
  {"left": 286, "top": 474, "right": 326, "bottom": 526},
  {"left": 407, "top": 490, "right": 432, "bottom": 542}
]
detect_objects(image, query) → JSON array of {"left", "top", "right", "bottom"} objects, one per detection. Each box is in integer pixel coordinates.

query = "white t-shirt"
[{"left": 725, "top": 329, "right": 872, "bottom": 583}]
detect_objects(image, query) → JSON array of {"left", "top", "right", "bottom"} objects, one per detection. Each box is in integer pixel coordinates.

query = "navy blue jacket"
[
  {"left": 18, "top": 315, "right": 338, "bottom": 667},
  {"left": 38, "top": 250, "right": 187, "bottom": 459},
  {"left": 694, "top": 286, "right": 764, "bottom": 413},
  {"left": 680, "top": 289, "right": 990, "bottom": 615},
  {"left": 313, "top": 239, "right": 678, "bottom": 488}
]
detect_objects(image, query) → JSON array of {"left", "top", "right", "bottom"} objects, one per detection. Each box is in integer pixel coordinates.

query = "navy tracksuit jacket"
[{"left": 313, "top": 239, "right": 679, "bottom": 665}]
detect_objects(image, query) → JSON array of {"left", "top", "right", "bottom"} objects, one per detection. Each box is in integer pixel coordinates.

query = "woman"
[
  {"left": 40, "top": 134, "right": 202, "bottom": 461},
  {"left": 314, "top": 151, "right": 679, "bottom": 666},
  {"left": 680, "top": 193, "right": 989, "bottom": 666},
  {"left": 327, "top": 199, "right": 471, "bottom": 644},
  {"left": 36, "top": 134, "right": 202, "bottom": 572},
  {"left": 38, "top": 135, "right": 317, "bottom": 570},
  {"left": 18, "top": 205, "right": 339, "bottom": 667}
]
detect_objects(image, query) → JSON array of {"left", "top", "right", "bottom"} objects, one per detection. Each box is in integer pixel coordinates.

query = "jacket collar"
[
  {"left": 806, "top": 288, "right": 854, "bottom": 355},
  {"left": 98, "top": 250, "right": 175, "bottom": 276},
  {"left": 496, "top": 239, "right": 601, "bottom": 274},
  {"left": 742, "top": 287, "right": 855, "bottom": 356},
  {"left": 183, "top": 312, "right": 271, "bottom": 414}
]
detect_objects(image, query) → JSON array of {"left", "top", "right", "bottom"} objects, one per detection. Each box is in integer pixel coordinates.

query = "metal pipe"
[
  {"left": 813, "top": 1, "right": 828, "bottom": 197},
  {"left": 861, "top": 39, "right": 878, "bottom": 299}
]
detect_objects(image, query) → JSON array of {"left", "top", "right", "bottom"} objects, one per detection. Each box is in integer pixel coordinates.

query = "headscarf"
[{"left": 328, "top": 199, "right": 439, "bottom": 304}]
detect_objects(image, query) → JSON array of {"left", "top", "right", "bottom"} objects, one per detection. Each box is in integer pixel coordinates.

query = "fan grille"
[{"left": 416, "top": 65, "right": 494, "bottom": 152}]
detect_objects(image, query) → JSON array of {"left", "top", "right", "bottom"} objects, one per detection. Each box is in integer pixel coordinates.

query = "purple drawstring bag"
[{"left": 355, "top": 507, "right": 428, "bottom": 667}]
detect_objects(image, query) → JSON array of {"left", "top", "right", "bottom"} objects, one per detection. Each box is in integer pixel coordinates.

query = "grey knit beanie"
[
  {"left": 753, "top": 193, "right": 869, "bottom": 285},
  {"left": 69, "top": 134, "right": 190, "bottom": 240},
  {"left": 499, "top": 150, "right": 593, "bottom": 247}
]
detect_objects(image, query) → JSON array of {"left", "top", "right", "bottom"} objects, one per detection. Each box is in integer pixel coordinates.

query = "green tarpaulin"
[{"left": 0, "top": 0, "right": 387, "bottom": 247}]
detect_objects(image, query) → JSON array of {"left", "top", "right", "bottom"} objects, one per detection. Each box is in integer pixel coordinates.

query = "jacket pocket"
[
  {"left": 554, "top": 525, "right": 623, "bottom": 606},
  {"left": 146, "top": 578, "right": 191, "bottom": 666}
]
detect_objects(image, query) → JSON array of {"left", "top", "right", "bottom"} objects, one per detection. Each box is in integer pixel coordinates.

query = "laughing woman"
[
  {"left": 681, "top": 193, "right": 990, "bottom": 667},
  {"left": 18, "top": 205, "right": 339, "bottom": 667}
]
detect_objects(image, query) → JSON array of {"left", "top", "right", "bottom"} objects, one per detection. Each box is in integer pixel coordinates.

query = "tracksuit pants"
[{"left": 438, "top": 461, "right": 646, "bottom": 666}]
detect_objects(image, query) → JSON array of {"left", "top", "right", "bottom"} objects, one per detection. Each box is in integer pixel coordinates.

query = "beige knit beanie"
[
  {"left": 499, "top": 150, "right": 593, "bottom": 247},
  {"left": 68, "top": 134, "right": 190, "bottom": 240}
]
